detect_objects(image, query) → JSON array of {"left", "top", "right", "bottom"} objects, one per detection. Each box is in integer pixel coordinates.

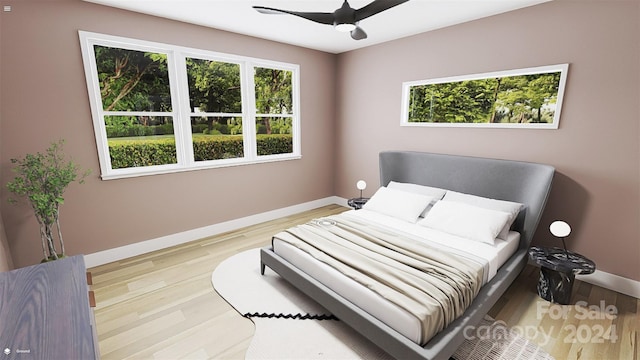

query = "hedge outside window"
[{"left": 79, "top": 31, "right": 301, "bottom": 180}]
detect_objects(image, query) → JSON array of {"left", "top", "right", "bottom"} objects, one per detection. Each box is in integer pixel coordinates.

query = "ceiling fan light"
[{"left": 335, "top": 23, "right": 356, "bottom": 32}]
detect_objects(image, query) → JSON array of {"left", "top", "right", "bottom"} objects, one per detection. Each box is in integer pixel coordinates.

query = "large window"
[{"left": 79, "top": 31, "right": 300, "bottom": 179}]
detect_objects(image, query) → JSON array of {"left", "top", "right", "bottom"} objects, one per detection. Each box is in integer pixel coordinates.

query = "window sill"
[{"left": 99, "top": 154, "right": 302, "bottom": 180}]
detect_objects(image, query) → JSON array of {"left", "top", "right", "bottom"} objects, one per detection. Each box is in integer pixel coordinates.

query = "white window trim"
[
  {"left": 79, "top": 31, "right": 301, "bottom": 180},
  {"left": 400, "top": 64, "right": 568, "bottom": 129}
]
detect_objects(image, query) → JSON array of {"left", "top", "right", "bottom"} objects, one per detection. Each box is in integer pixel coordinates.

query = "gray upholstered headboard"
[{"left": 379, "top": 151, "right": 555, "bottom": 249}]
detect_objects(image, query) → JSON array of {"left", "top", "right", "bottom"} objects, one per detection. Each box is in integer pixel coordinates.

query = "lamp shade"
[
  {"left": 356, "top": 180, "right": 367, "bottom": 191},
  {"left": 550, "top": 221, "right": 571, "bottom": 238}
]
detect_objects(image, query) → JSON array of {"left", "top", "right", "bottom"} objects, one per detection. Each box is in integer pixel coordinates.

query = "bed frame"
[{"left": 261, "top": 151, "right": 555, "bottom": 360}]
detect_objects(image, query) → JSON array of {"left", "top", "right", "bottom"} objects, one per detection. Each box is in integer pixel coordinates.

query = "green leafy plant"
[{"left": 6, "top": 140, "right": 90, "bottom": 262}]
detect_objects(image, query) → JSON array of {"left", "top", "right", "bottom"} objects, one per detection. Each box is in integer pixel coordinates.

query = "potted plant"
[{"left": 6, "top": 140, "right": 90, "bottom": 262}]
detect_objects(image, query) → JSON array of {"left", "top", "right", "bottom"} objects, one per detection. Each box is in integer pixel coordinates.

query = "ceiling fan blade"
[
  {"left": 252, "top": 6, "right": 334, "bottom": 25},
  {"left": 253, "top": 6, "right": 288, "bottom": 15},
  {"left": 350, "top": 26, "right": 367, "bottom": 40},
  {"left": 354, "top": 0, "right": 409, "bottom": 22}
]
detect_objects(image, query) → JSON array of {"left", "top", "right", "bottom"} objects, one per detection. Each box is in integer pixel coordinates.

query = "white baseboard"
[
  {"left": 84, "top": 196, "right": 345, "bottom": 268},
  {"left": 85, "top": 196, "right": 639, "bottom": 300},
  {"left": 577, "top": 270, "right": 640, "bottom": 299}
]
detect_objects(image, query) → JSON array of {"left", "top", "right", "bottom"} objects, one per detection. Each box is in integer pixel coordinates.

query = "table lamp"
[
  {"left": 356, "top": 180, "right": 366, "bottom": 199},
  {"left": 550, "top": 220, "right": 571, "bottom": 258}
]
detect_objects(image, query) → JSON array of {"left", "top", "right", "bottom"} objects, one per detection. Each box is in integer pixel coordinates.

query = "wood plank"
[
  {"left": 89, "top": 205, "right": 639, "bottom": 359},
  {"left": 0, "top": 256, "right": 97, "bottom": 359}
]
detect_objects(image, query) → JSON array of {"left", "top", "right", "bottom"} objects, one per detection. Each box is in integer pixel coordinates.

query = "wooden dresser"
[{"left": 0, "top": 255, "right": 99, "bottom": 359}]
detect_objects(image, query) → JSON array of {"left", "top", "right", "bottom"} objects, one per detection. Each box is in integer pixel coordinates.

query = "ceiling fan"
[{"left": 253, "top": 0, "right": 410, "bottom": 40}]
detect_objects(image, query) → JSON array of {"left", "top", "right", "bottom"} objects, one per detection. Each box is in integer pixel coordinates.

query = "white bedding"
[
  {"left": 345, "top": 209, "right": 520, "bottom": 280},
  {"left": 272, "top": 209, "right": 519, "bottom": 344}
]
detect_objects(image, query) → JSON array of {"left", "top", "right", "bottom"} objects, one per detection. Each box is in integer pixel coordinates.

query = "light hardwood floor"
[{"left": 89, "top": 205, "right": 639, "bottom": 359}]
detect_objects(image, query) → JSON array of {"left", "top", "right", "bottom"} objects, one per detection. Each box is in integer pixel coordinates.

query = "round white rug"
[{"left": 212, "top": 248, "right": 393, "bottom": 359}]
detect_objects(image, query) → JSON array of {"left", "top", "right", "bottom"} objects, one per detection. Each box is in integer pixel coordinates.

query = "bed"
[{"left": 260, "top": 151, "right": 555, "bottom": 360}]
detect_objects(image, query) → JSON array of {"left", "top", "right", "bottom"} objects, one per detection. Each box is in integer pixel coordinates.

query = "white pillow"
[
  {"left": 362, "top": 187, "right": 434, "bottom": 223},
  {"left": 387, "top": 181, "right": 447, "bottom": 199},
  {"left": 442, "top": 191, "right": 523, "bottom": 240},
  {"left": 418, "top": 201, "right": 512, "bottom": 245},
  {"left": 387, "top": 181, "right": 447, "bottom": 217}
]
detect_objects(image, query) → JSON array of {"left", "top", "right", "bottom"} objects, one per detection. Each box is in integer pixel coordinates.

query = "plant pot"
[{"left": 41, "top": 254, "right": 66, "bottom": 263}]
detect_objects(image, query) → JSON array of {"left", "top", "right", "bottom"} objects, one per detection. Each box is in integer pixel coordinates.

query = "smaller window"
[{"left": 254, "top": 67, "right": 295, "bottom": 156}]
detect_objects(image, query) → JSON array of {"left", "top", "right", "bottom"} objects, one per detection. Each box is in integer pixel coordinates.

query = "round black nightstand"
[
  {"left": 528, "top": 246, "right": 595, "bottom": 304},
  {"left": 347, "top": 197, "right": 369, "bottom": 210}
]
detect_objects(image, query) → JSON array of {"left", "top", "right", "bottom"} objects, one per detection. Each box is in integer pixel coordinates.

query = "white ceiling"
[{"left": 84, "top": 0, "right": 550, "bottom": 54}]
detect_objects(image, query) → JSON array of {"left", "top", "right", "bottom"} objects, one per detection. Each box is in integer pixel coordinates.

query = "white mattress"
[{"left": 272, "top": 209, "right": 520, "bottom": 344}]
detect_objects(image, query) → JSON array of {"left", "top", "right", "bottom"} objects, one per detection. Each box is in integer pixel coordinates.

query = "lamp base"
[{"left": 347, "top": 197, "right": 369, "bottom": 210}]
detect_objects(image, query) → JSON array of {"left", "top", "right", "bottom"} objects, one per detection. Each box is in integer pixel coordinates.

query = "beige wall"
[
  {"left": 0, "top": 0, "right": 336, "bottom": 267},
  {"left": 0, "top": 4, "right": 10, "bottom": 270},
  {"left": 334, "top": 0, "right": 640, "bottom": 281}
]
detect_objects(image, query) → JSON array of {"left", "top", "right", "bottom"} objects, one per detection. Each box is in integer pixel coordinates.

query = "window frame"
[
  {"left": 400, "top": 64, "right": 568, "bottom": 129},
  {"left": 79, "top": 31, "right": 301, "bottom": 180}
]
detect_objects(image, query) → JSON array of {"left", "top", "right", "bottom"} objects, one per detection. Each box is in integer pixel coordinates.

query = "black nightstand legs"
[{"left": 537, "top": 266, "right": 575, "bottom": 305}]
